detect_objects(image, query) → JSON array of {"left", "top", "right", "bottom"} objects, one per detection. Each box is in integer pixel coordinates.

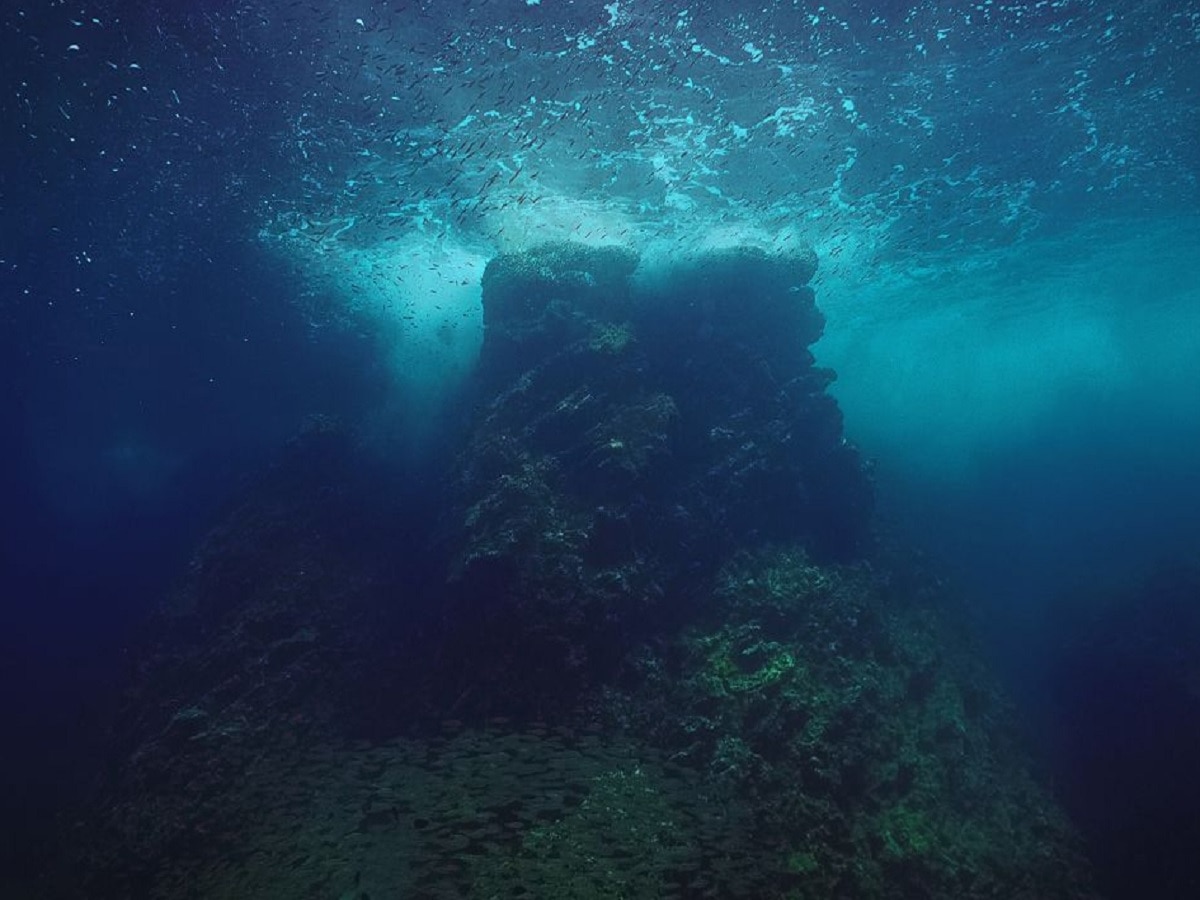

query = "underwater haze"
[{"left": 3, "top": 1, "right": 1199, "bottom": 897}]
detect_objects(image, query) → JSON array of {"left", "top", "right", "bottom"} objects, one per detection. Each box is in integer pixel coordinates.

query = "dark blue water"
[{"left": 4, "top": 1, "right": 1199, "bottom": 896}]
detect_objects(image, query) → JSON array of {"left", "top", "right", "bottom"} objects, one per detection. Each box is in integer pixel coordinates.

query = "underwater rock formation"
[
  {"left": 445, "top": 242, "right": 872, "bottom": 719},
  {"left": 61, "top": 242, "right": 1097, "bottom": 899}
]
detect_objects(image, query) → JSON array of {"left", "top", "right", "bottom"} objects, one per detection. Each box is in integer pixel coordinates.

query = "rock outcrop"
[{"left": 61, "top": 243, "right": 1096, "bottom": 899}]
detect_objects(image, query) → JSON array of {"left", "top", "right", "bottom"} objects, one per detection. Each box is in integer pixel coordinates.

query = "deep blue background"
[
  {"left": 3, "top": 2, "right": 1198, "bottom": 895},
  {"left": 1, "top": 5, "right": 387, "bottom": 866}
]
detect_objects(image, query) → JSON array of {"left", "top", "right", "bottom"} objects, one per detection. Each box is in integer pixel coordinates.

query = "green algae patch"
[
  {"left": 694, "top": 629, "right": 798, "bottom": 698},
  {"left": 588, "top": 320, "right": 636, "bottom": 355},
  {"left": 630, "top": 545, "right": 1096, "bottom": 899}
]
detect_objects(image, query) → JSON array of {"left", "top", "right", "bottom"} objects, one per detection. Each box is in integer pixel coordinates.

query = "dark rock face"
[
  {"left": 58, "top": 243, "right": 1098, "bottom": 899},
  {"left": 478, "top": 241, "right": 642, "bottom": 382},
  {"left": 445, "top": 242, "right": 872, "bottom": 719}
]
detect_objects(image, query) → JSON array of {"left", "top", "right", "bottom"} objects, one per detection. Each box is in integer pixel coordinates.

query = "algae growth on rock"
[{"left": 62, "top": 243, "right": 1096, "bottom": 899}]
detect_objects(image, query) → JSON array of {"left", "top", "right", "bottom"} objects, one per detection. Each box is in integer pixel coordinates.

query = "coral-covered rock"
[
  {"left": 478, "top": 241, "right": 640, "bottom": 382},
  {"left": 444, "top": 241, "right": 872, "bottom": 718},
  {"left": 59, "top": 243, "right": 1097, "bottom": 900},
  {"left": 627, "top": 546, "right": 1096, "bottom": 898}
]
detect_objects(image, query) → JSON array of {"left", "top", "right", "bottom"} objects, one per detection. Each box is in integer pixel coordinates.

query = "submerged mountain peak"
[{"left": 61, "top": 246, "right": 1095, "bottom": 899}]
